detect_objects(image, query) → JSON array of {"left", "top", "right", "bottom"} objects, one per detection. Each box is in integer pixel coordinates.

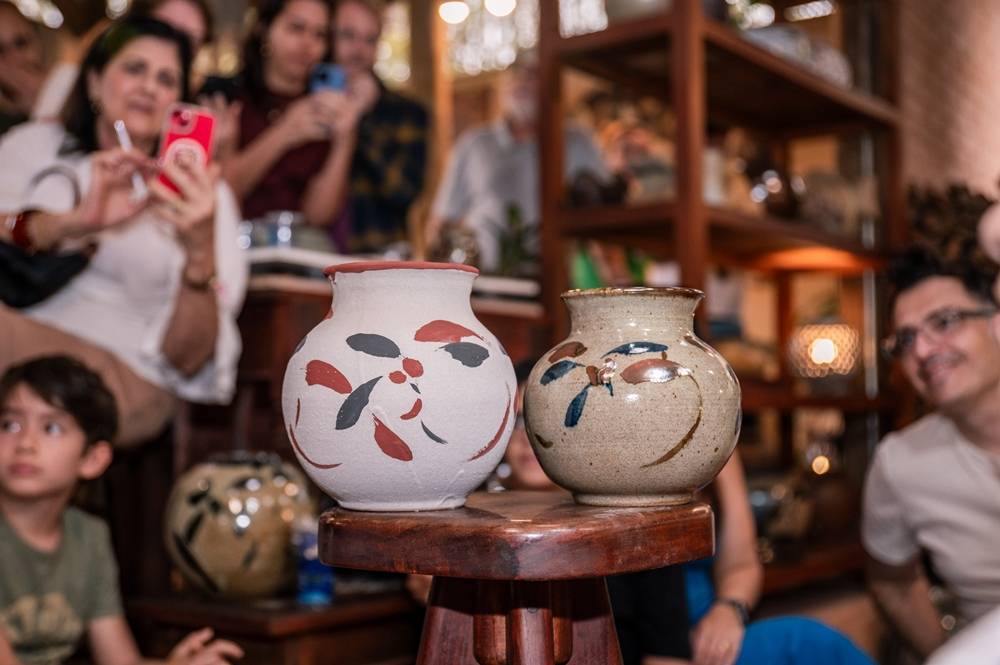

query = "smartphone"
[
  {"left": 309, "top": 63, "right": 346, "bottom": 93},
  {"left": 158, "top": 103, "right": 215, "bottom": 193}
]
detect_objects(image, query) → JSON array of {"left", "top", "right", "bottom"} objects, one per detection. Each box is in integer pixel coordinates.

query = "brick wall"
[{"left": 901, "top": 1, "right": 1000, "bottom": 193}]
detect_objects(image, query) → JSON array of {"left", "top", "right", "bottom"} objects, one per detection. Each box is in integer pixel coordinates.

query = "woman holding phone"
[
  {"left": 222, "top": 0, "right": 376, "bottom": 230},
  {"left": 0, "top": 17, "right": 247, "bottom": 447}
]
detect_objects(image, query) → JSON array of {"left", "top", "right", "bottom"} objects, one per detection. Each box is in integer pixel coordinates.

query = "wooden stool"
[{"left": 319, "top": 490, "right": 714, "bottom": 664}]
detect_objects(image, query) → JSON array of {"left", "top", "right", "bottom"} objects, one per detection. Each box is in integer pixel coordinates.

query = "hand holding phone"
[
  {"left": 309, "top": 63, "right": 346, "bottom": 93},
  {"left": 158, "top": 103, "right": 215, "bottom": 193}
]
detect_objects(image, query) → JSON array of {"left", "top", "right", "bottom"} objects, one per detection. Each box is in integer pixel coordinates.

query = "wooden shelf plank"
[
  {"left": 741, "top": 380, "right": 892, "bottom": 412},
  {"left": 702, "top": 20, "right": 899, "bottom": 130},
  {"left": 554, "top": 12, "right": 899, "bottom": 131},
  {"left": 556, "top": 202, "right": 885, "bottom": 268}
]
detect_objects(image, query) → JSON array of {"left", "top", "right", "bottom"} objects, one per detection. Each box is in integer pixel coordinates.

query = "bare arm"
[
  {"left": 690, "top": 452, "right": 763, "bottom": 665},
  {"left": 712, "top": 453, "right": 763, "bottom": 608},
  {"left": 150, "top": 161, "right": 222, "bottom": 377},
  {"left": 866, "top": 554, "right": 946, "bottom": 657}
]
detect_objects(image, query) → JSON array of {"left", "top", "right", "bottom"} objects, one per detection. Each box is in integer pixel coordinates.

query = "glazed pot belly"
[
  {"left": 523, "top": 288, "right": 741, "bottom": 506},
  {"left": 282, "top": 262, "right": 517, "bottom": 511}
]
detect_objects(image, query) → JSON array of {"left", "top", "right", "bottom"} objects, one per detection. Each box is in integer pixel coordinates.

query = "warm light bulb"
[
  {"left": 811, "top": 455, "right": 831, "bottom": 475},
  {"left": 439, "top": 1, "right": 470, "bottom": 24},
  {"left": 808, "top": 338, "right": 838, "bottom": 365},
  {"left": 485, "top": 0, "right": 517, "bottom": 17}
]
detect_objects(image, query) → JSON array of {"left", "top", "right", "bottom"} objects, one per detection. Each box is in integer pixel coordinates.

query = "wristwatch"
[{"left": 717, "top": 597, "right": 751, "bottom": 625}]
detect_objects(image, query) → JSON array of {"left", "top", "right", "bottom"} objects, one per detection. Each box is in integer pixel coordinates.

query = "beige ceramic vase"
[{"left": 523, "top": 287, "right": 741, "bottom": 506}]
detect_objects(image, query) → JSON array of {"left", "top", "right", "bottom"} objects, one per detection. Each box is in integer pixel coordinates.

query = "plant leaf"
[
  {"left": 346, "top": 333, "right": 401, "bottom": 358},
  {"left": 565, "top": 385, "right": 590, "bottom": 427},
  {"left": 603, "top": 341, "right": 670, "bottom": 356},
  {"left": 541, "top": 360, "right": 582, "bottom": 385},
  {"left": 440, "top": 342, "right": 490, "bottom": 367},
  {"left": 336, "top": 376, "right": 381, "bottom": 430}
]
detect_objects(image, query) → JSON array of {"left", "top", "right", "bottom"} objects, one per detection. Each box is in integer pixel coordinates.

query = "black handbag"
[{"left": 0, "top": 165, "right": 90, "bottom": 309}]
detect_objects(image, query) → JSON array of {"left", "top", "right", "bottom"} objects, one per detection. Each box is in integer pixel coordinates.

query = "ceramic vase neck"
[
  {"left": 563, "top": 288, "right": 703, "bottom": 337},
  {"left": 331, "top": 268, "right": 475, "bottom": 312}
]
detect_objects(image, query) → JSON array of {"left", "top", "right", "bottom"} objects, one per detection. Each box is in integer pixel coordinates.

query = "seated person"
[
  {"left": 0, "top": 17, "right": 247, "bottom": 447},
  {"left": 863, "top": 247, "right": 1000, "bottom": 658},
  {"left": 0, "top": 355, "right": 243, "bottom": 665},
  {"left": 426, "top": 53, "right": 612, "bottom": 274},
  {"left": 222, "top": 0, "right": 375, "bottom": 240}
]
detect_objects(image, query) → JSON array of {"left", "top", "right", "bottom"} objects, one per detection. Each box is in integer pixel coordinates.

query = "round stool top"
[{"left": 319, "top": 490, "right": 714, "bottom": 580}]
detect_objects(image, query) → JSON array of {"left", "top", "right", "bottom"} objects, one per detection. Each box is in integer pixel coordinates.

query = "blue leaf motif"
[
  {"left": 541, "top": 360, "right": 583, "bottom": 385},
  {"left": 565, "top": 385, "right": 590, "bottom": 428},
  {"left": 346, "top": 334, "right": 401, "bottom": 358},
  {"left": 336, "top": 376, "right": 381, "bottom": 430},
  {"left": 603, "top": 342, "right": 670, "bottom": 356}
]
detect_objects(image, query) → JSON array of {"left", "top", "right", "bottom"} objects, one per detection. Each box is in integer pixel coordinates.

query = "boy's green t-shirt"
[{"left": 0, "top": 507, "right": 123, "bottom": 665}]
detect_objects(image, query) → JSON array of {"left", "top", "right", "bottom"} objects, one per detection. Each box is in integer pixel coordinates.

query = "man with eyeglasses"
[
  {"left": 326, "top": 0, "right": 428, "bottom": 254},
  {"left": 862, "top": 246, "right": 1000, "bottom": 659}
]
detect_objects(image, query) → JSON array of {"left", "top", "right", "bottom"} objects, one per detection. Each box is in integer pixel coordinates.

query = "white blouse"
[{"left": 0, "top": 121, "right": 248, "bottom": 404}]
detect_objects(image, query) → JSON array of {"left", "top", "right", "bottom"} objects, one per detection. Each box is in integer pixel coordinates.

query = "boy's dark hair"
[
  {"left": 60, "top": 17, "right": 193, "bottom": 155},
  {"left": 0, "top": 356, "right": 119, "bottom": 446},
  {"left": 888, "top": 245, "right": 999, "bottom": 307}
]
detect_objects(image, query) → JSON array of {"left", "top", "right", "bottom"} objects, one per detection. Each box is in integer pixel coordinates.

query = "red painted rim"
[{"left": 325, "top": 261, "right": 479, "bottom": 277}]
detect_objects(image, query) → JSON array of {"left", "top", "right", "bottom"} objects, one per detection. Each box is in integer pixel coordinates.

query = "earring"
[{"left": 89, "top": 97, "right": 101, "bottom": 115}]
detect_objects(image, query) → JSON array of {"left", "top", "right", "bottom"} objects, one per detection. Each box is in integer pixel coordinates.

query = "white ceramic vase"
[
  {"left": 282, "top": 262, "right": 517, "bottom": 511},
  {"left": 523, "top": 287, "right": 741, "bottom": 506}
]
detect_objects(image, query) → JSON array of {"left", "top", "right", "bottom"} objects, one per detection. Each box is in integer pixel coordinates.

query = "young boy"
[{"left": 0, "top": 356, "right": 243, "bottom": 665}]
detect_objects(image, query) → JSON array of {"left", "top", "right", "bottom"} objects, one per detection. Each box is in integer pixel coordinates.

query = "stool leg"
[
  {"left": 566, "top": 578, "right": 623, "bottom": 665},
  {"left": 417, "top": 577, "right": 478, "bottom": 665},
  {"left": 551, "top": 581, "right": 574, "bottom": 664},
  {"left": 473, "top": 580, "right": 508, "bottom": 665},
  {"left": 508, "top": 581, "right": 555, "bottom": 665}
]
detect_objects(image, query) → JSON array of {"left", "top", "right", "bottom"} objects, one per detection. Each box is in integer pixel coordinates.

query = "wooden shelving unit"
[{"left": 537, "top": 0, "right": 903, "bottom": 594}]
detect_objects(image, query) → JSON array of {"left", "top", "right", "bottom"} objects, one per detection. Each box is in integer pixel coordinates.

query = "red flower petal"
[
  {"left": 306, "top": 360, "right": 352, "bottom": 394},
  {"left": 389, "top": 371, "right": 407, "bottom": 384},
  {"left": 402, "top": 357, "right": 424, "bottom": 377},
  {"left": 414, "top": 320, "right": 483, "bottom": 343},
  {"left": 400, "top": 399, "right": 422, "bottom": 420},
  {"left": 373, "top": 416, "right": 414, "bottom": 461}
]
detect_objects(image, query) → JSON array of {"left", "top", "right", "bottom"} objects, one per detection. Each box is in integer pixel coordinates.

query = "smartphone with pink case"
[{"left": 158, "top": 103, "right": 215, "bottom": 193}]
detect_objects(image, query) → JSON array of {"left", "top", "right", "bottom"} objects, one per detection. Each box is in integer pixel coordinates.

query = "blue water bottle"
[{"left": 293, "top": 516, "right": 335, "bottom": 605}]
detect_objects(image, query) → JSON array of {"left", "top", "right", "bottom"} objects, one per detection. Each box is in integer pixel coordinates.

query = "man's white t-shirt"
[
  {"left": 862, "top": 412, "right": 1000, "bottom": 621},
  {"left": 431, "top": 120, "right": 609, "bottom": 272}
]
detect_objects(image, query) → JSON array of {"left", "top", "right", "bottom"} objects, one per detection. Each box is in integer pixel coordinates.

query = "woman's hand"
[
  {"left": 168, "top": 627, "right": 243, "bottom": 665},
  {"left": 275, "top": 95, "right": 335, "bottom": 148},
  {"left": 198, "top": 92, "right": 243, "bottom": 163},
  {"left": 690, "top": 603, "right": 745, "bottom": 665},
  {"left": 60, "top": 148, "right": 155, "bottom": 238},
  {"left": 148, "top": 157, "right": 218, "bottom": 279}
]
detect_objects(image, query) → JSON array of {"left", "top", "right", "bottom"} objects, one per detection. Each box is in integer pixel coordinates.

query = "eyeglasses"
[{"left": 881, "top": 307, "right": 997, "bottom": 359}]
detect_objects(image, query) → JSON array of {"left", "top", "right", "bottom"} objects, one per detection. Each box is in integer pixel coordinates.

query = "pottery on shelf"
[
  {"left": 282, "top": 261, "right": 517, "bottom": 511},
  {"left": 523, "top": 287, "right": 741, "bottom": 506},
  {"left": 164, "top": 452, "right": 314, "bottom": 598}
]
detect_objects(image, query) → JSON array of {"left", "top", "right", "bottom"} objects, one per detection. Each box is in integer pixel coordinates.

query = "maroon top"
[{"left": 237, "top": 88, "right": 332, "bottom": 221}]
